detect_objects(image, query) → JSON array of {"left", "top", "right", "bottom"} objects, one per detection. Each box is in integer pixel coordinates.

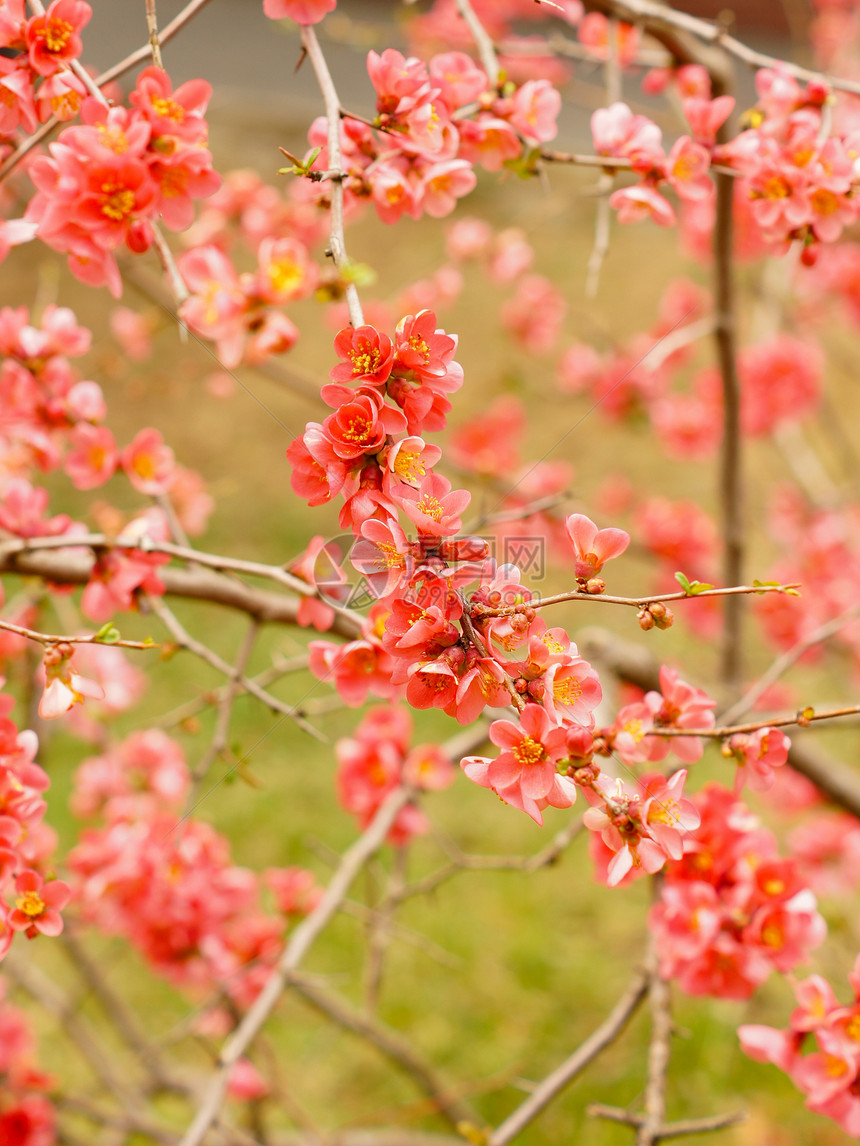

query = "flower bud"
[{"left": 637, "top": 608, "right": 655, "bottom": 631}]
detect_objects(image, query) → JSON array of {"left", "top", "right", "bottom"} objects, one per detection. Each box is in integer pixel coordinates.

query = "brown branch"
[
  {"left": 191, "top": 618, "right": 260, "bottom": 782},
  {"left": 578, "top": 626, "right": 860, "bottom": 821},
  {"left": 0, "top": 545, "right": 363, "bottom": 640},
  {"left": 589, "top": 1104, "right": 747, "bottom": 1138},
  {"left": 177, "top": 784, "right": 415, "bottom": 1146},
  {"left": 637, "top": 923, "right": 671, "bottom": 1146},
  {"left": 454, "top": 0, "right": 501, "bottom": 86},
  {"left": 146, "top": 595, "right": 325, "bottom": 740},
  {"left": 647, "top": 702, "right": 860, "bottom": 739},
  {"left": 582, "top": 0, "right": 860, "bottom": 95},
  {"left": 0, "top": 616, "right": 157, "bottom": 650},
  {"left": 488, "top": 967, "right": 650, "bottom": 1146},
  {"left": 300, "top": 25, "right": 364, "bottom": 328},
  {"left": 475, "top": 582, "right": 799, "bottom": 617},
  {"left": 146, "top": 0, "right": 165, "bottom": 68},
  {"left": 287, "top": 971, "right": 481, "bottom": 1132}
]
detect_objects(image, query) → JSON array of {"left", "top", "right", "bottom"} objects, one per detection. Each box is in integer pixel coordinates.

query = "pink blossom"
[
  {"left": 564, "top": 513, "right": 630, "bottom": 581},
  {"left": 263, "top": 0, "right": 336, "bottom": 24},
  {"left": 9, "top": 870, "right": 70, "bottom": 937}
]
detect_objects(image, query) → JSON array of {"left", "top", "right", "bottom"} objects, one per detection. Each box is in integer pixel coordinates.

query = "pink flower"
[
  {"left": 610, "top": 184, "right": 677, "bottom": 227},
  {"left": 9, "top": 870, "right": 70, "bottom": 937},
  {"left": 564, "top": 513, "right": 630, "bottom": 581},
  {"left": 25, "top": 0, "right": 91, "bottom": 77},
  {"left": 121, "top": 428, "right": 175, "bottom": 496},
  {"left": 263, "top": 0, "right": 335, "bottom": 24},
  {"left": 64, "top": 424, "right": 118, "bottom": 490},
  {"left": 38, "top": 647, "right": 105, "bottom": 720},
  {"left": 507, "top": 79, "right": 561, "bottom": 144}
]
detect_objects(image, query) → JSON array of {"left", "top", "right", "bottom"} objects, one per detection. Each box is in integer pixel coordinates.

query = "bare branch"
[
  {"left": 488, "top": 967, "right": 649, "bottom": 1146},
  {"left": 177, "top": 784, "right": 415, "bottom": 1146}
]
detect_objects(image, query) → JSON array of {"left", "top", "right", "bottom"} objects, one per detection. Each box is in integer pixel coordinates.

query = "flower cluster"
[
  {"left": 299, "top": 46, "right": 561, "bottom": 229},
  {"left": 335, "top": 704, "right": 454, "bottom": 843},
  {"left": 740, "top": 957, "right": 860, "bottom": 1135},
  {"left": 0, "top": 0, "right": 92, "bottom": 137},
  {"left": 0, "top": 688, "right": 69, "bottom": 956},
  {"left": 25, "top": 68, "right": 220, "bottom": 295},
  {"left": 68, "top": 729, "right": 322, "bottom": 1010},
  {"left": 649, "top": 783, "right": 825, "bottom": 999}
]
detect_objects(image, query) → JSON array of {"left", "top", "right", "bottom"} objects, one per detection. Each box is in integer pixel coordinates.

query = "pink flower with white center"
[
  {"left": 420, "top": 159, "right": 477, "bottom": 218},
  {"left": 329, "top": 324, "right": 394, "bottom": 388},
  {"left": 38, "top": 646, "right": 105, "bottom": 720},
  {"left": 263, "top": 0, "right": 335, "bottom": 24},
  {"left": 484, "top": 704, "right": 569, "bottom": 804},
  {"left": 507, "top": 79, "right": 561, "bottom": 144},
  {"left": 9, "top": 870, "right": 70, "bottom": 938},
  {"left": 730, "top": 726, "right": 791, "bottom": 792},
  {"left": 665, "top": 136, "right": 713, "bottom": 202},
  {"left": 640, "top": 770, "right": 701, "bottom": 862},
  {"left": 398, "top": 471, "right": 471, "bottom": 538},
  {"left": 121, "top": 428, "right": 175, "bottom": 496},
  {"left": 25, "top": 0, "right": 91, "bottom": 77},
  {"left": 564, "top": 513, "right": 630, "bottom": 581},
  {"left": 610, "top": 184, "right": 677, "bottom": 227}
]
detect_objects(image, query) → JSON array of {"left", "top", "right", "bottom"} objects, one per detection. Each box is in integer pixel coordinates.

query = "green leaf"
[
  {"left": 95, "top": 623, "right": 121, "bottom": 644},
  {"left": 674, "top": 571, "right": 714, "bottom": 596}
]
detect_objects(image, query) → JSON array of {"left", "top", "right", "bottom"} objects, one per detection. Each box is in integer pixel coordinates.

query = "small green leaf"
[
  {"left": 674, "top": 571, "right": 714, "bottom": 596},
  {"left": 95, "top": 623, "right": 120, "bottom": 644}
]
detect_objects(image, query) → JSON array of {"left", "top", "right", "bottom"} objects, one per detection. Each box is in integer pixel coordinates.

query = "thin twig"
[
  {"left": 488, "top": 967, "right": 650, "bottom": 1146},
  {"left": 192, "top": 618, "right": 260, "bottom": 782},
  {"left": 300, "top": 26, "right": 364, "bottom": 328},
  {"left": 719, "top": 603, "right": 860, "bottom": 724},
  {"left": 146, "top": 0, "right": 165, "bottom": 68},
  {"left": 637, "top": 919, "right": 671, "bottom": 1146},
  {"left": 455, "top": 0, "right": 500, "bottom": 87},
  {"left": 177, "top": 784, "right": 415, "bottom": 1146},
  {"left": 589, "top": 1104, "right": 747, "bottom": 1138},
  {"left": 147, "top": 595, "right": 326, "bottom": 740},
  {"left": 288, "top": 971, "right": 481, "bottom": 1131}
]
